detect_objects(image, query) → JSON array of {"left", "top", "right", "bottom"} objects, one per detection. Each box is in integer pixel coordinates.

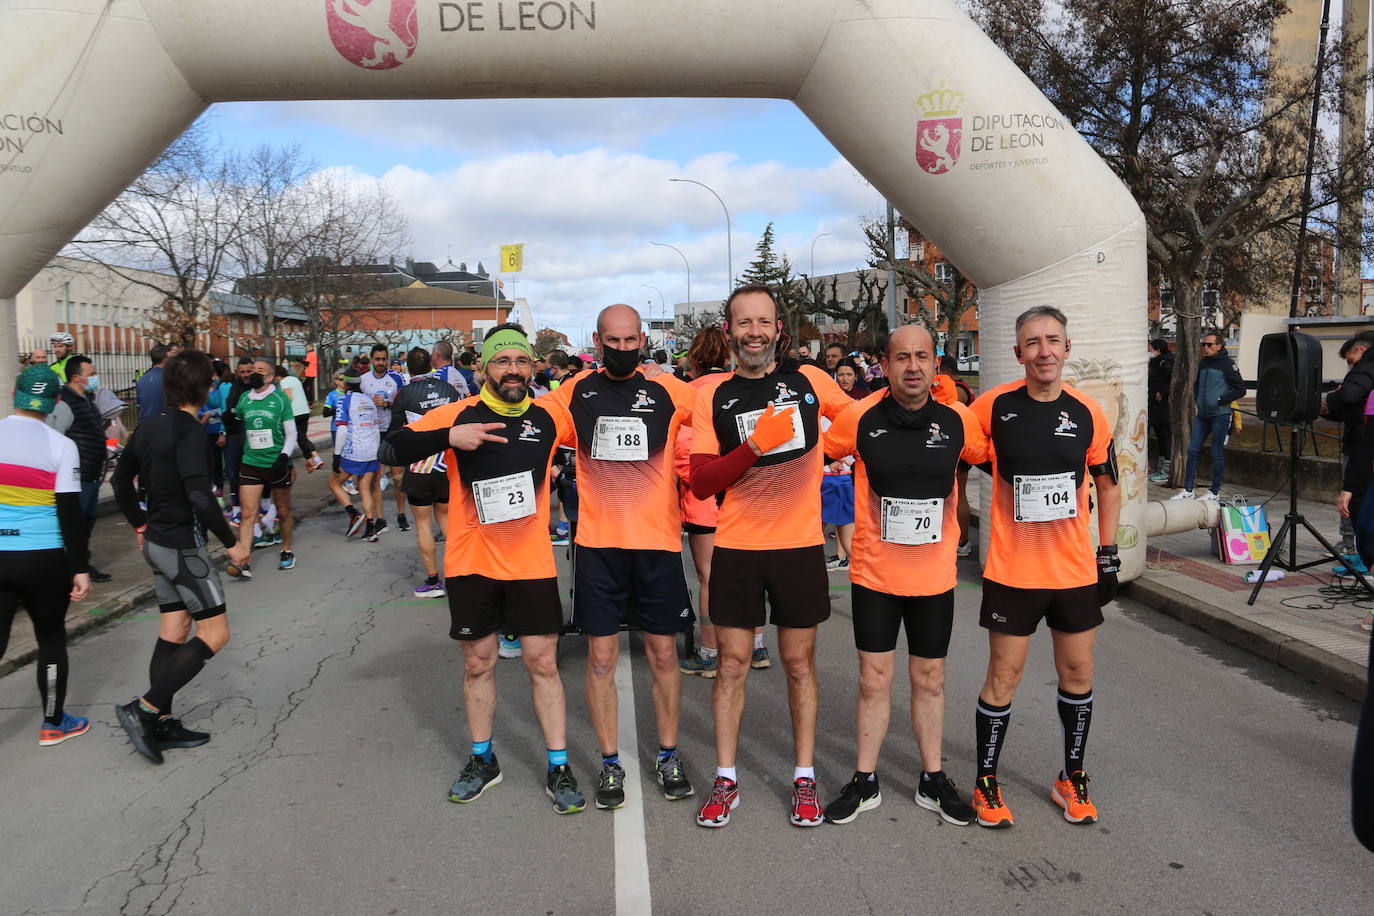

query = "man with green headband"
[{"left": 381, "top": 324, "right": 586, "bottom": 815}]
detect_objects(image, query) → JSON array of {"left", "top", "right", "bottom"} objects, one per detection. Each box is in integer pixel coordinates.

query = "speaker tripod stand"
[{"left": 1247, "top": 422, "right": 1373, "bottom": 604}]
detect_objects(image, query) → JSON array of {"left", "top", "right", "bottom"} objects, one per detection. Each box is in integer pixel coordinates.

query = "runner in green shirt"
[{"left": 231, "top": 358, "right": 314, "bottom": 577}]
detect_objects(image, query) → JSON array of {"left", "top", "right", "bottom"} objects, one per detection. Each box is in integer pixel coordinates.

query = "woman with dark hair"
[
  {"left": 677, "top": 326, "right": 771, "bottom": 674},
  {"left": 112, "top": 350, "right": 252, "bottom": 764},
  {"left": 835, "top": 358, "right": 870, "bottom": 400}
]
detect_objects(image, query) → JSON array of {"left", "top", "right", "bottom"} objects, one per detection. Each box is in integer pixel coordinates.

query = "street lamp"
[
  {"left": 641, "top": 283, "right": 664, "bottom": 348},
  {"left": 651, "top": 241, "right": 691, "bottom": 313},
  {"left": 810, "top": 231, "right": 831, "bottom": 337},
  {"left": 668, "top": 178, "right": 732, "bottom": 294},
  {"left": 809, "top": 232, "right": 831, "bottom": 278},
  {"left": 578, "top": 314, "right": 595, "bottom": 351}
]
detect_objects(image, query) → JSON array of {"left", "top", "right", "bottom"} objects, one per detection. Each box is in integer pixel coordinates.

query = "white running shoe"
[
  {"left": 1199, "top": 491, "right": 1220, "bottom": 502},
  {"left": 1168, "top": 489, "right": 1196, "bottom": 501}
]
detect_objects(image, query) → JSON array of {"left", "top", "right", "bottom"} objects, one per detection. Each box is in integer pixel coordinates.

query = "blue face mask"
[{"left": 87, "top": 375, "right": 100, "bottom": 391}]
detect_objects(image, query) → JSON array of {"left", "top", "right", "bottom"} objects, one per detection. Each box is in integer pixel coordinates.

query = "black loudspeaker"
[{"left": 1255, "top": 331, "right": 1322, "bottom": 423}]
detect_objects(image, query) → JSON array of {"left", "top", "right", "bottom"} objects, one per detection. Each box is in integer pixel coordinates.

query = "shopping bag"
[{"left": 1218, "top": 503, "right": 1270, "bottom": 565}]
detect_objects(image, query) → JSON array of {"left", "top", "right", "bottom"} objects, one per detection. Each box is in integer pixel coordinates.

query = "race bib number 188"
[
  {"left": 473, "top": 471, "right": 537, "bottom": 525},
  {"left": 590, "top": 416, "right": 648, "bottom": 461}
]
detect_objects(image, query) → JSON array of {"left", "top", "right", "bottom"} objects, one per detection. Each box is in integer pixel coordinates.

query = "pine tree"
[{"left": 737, "top": 222, "right": 805, "bottom": 332}]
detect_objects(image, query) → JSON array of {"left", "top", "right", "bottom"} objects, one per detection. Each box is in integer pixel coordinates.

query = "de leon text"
[{"left": 438, "top": 1, "right": 597, "bottom": 32}]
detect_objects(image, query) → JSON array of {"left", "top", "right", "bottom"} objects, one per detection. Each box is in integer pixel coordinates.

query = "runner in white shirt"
[
  {"left": 359, "top": 344, "right": 408, "bottom": 533},
  {"left": 335, "top": 366, "right": 385, "bottom": 542}
]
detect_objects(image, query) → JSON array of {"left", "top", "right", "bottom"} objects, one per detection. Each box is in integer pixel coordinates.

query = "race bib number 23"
[{"left": 473, "top": 471, "right": 537, "bottom": 525}]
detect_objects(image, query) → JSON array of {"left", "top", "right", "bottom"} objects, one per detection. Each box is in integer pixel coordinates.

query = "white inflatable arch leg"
[{"left": 0, "top": 0, "right": 1146, "bottom": 577}]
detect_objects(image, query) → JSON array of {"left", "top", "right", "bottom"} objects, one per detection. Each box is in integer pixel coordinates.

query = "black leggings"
[
  {"left": 295, "top": 415, "right": 316, "bottom": 460},
  {"left": 0, "top": 549, "right": 72, "bottom": 725}
]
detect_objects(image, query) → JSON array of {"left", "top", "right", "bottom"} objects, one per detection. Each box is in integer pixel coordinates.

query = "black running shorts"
[
  {"left": 979, "top": 580, "right": 1102, "bottom": 636},
  {"left": 402, "top": 470, "right": 450, "bottom": 507},
  {"left": 446, "top": 575, "right": 562, "bottom": 640},
  {"left": 682, "top": 522, "right": 716, "bottom": 535},
  {"left": 573, "top": 547, "right": 694, "bottom": 637},
  {"left": 709, "top": 545, "right": 831, "bottom": 629},
  {"left": 144, "top": 542, "right": 226, "bottom": 621},
  {"left": 852, "top": 584, "right": 955, "bottom": 657},
  {"left": 238, "top": 460, "right": 292, "bottom": 490}
]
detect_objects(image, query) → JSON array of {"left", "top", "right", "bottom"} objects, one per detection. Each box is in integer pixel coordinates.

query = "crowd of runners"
[{"left": 1, "top": 286, "right": 1125, "bottom": 830}]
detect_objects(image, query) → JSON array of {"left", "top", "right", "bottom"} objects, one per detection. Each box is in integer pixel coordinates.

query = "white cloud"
[
  {"left": 322, "top": 148, "right": 883, "bottom": 344},
  {"left": 226, "top": 98, "right": 778, "bottom": 154}
]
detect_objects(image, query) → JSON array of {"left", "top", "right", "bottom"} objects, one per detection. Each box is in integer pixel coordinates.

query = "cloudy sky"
[{"left": 208, "top": 98, "right": 886, "bottom": 347}]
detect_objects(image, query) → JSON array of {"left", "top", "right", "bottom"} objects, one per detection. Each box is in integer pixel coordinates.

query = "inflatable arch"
[{"left": 0, "top": 0, "right": 1148, "bottom": 577}]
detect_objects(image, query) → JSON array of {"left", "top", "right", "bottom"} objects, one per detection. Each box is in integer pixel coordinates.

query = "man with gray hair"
[
  {"left": 967, "top": 304, "right": 1121, "bottom": 829},
  {"left": 430, "top": 339, "right": 471, "bottom": 398}
]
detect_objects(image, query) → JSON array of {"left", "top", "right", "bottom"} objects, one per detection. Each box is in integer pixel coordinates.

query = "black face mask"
[
  {"left": 600, "top": 346, "right": 641, "bottom": 377},
  {"left": 247, "top": 372, "right": 265, "bottom": 389}
]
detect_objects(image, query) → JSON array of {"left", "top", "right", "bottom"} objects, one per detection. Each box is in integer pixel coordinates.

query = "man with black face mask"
[{"left": 539, "top": 304, "right": 699, "bottom": 810}]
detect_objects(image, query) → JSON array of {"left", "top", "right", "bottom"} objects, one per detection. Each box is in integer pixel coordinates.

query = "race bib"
[
  {"left": 246, "top": 428, "right": 273, "bottom": 450},
  {"left": 472, "top": 471, "right": 537, "bottom": 525},
  {"left": 590, "top": 416, "right": 648, "bottom": 461},
  {"left": 735, "top": 403, "right": 806, "bottom": 456},
  {"left": 880, "top": 497, "right": 942, "bottom": 545},
  {"left": 1013, "top": 472, "right": 1077, "bottom": 522}
]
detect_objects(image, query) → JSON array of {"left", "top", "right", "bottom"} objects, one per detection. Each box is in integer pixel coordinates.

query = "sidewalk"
[
  {"left": 0, "top": 416, "right": 338, "bottom": 678},
  {"left": 1126, "top": 479, "right": 1371, "bottom": 702}
]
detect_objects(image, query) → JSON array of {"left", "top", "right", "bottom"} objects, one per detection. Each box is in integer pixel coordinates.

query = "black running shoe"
[
  {"left": 373, "top": 518, "right": 390, "bottom": 537},
  {"left": 116, "top": 700, "right": 164, "bottom": 764},
  {"left": 346, "top": 508, "right": 365, "bottom": 538},
  {"left": 396, "top": 514, "right": 411, "bottom": 532},
  {"left": 915, "top": 771, "right": 975, "bottom": 826},
  {"left": 449, "top": 754, "right": 503, "bottom": 803},
  {"left": 546, "top": 764, "right": 586, "bottom": 814},
  {"left": 655, "top": 752, "right": 695, "bottom": 800},
  {"left": 364, "top": 519, "right": 378, "bottom": 543},
  {"left": 824, "top": 772, "right": 882, "bottom": 824},
  {"left": 156, "top": 718, "right": 211, "bottom": 749},
  {"left": 596, "top": 761, "right": 626, "bottom": 810}
]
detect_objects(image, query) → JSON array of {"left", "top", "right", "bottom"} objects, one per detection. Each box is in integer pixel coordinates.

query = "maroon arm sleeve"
[{"left": 689, "top": 442, "right": 760, "bottom": 500}]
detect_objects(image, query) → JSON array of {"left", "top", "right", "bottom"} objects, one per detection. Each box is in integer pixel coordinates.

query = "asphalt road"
[{"left": 1, "top": 506, "right": 1369, "bottom": 915}]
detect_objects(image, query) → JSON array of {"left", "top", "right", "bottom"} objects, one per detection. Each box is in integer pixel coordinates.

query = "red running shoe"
[
  {"left": 696, "top": 776, "right": 739, "bottom": 828},
  {"left": 790, "top": 776, "right": 824, "bottom": 827}
]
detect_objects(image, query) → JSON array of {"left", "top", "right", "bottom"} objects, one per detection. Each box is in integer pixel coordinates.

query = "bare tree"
[
  {"left": 798, "top": 271, "right": 887, "bottom": 349},
  {"left": 228, "top": 144, "right": 315, "bottom": 360},
  {"left": 863, "top": 214, "right": 977, "bottom": 346},
  {"left": 67, "top": 123, "right": 251, "bottom": 346},
  {"left": 972, "top": 0, "right": 1374, "bottom": 483}
]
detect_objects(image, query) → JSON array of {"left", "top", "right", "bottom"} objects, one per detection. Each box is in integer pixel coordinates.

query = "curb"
[
  {"left": 1122, "top": 577, "right": 1368, "bottom": 703},
  {"left": 0, "top": 436, "right": 338, "bottom": 680}
]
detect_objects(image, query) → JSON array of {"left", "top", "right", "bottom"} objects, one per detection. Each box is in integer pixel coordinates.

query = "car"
[{"left": 957, "top": 354, "right": 980, "bottom": 373}]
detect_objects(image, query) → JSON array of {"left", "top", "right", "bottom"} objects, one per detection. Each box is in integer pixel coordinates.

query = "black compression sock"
[
  {"left": 1057, "top": 688, "right": 1094, "bottom": 777},
  {"left": 149, "top": 638, "right": 181, "bottom": 717},
  {"left": 36, "top": 646, "right": 68, "bottom": 726},
  {"left": 145, "top": 637, "right": 216, "bottom": 712},
  {"left": 976, "top": 698, "right": 1012, "bottom": 780}
]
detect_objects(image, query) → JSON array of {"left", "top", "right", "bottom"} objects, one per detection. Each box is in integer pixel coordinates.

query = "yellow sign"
[{"left": 500, "top": 243, "right": 524, "bottom": 273}]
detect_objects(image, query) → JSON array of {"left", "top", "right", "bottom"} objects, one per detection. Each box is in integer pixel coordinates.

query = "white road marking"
[{"left": 614, "top": 632, "right": 653, "bottom": 915}]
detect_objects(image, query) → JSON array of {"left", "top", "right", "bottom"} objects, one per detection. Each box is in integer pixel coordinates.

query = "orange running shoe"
[
  {"left": 972, "top": 775, "right": 1014, "bottom": 828},
  {"left": 1051, "top": 770, "right": 1098, "bottom": 824}
]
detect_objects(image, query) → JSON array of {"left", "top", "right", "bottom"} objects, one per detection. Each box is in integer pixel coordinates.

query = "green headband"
[{"left": 481, "top": 328, "right": 533, "bottom": 371}]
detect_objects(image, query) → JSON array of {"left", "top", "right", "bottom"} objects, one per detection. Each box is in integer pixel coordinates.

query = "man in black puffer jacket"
[{"left": 50, "top": 355, "right": 113, "bottom": 582}]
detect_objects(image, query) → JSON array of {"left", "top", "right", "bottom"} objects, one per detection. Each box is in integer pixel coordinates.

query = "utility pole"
[{"left": 885, "top": 202, "right": 898, "bottom": 329}]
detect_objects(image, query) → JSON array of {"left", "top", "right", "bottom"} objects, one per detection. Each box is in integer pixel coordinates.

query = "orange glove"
[{"left": 749, "top": 404, "right": 796, "bottom": 454}]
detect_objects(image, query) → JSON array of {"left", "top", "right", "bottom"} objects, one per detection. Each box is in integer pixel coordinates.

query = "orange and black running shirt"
[
  {"left": 692, "top": 362, "right": 851, "bottom": 551},
  {"left": 393, "top": 395, "right": 573, "bottom": 581},
  {"left": 970, "top": 380, "right": 1113, "bottom": 590},
  {"left": 540, "top": 368, "right": 694, "bottom": 552},
  {"left": 823, "top": 390, "right": 988, "bottom": 597}
]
